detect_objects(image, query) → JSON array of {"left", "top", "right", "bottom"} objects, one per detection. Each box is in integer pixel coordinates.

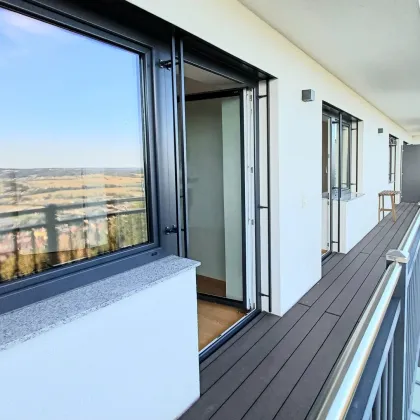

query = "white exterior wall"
[
  {"left": 128, "top": 0, "right": 412, "bottom": 315},
  {"left": 0, "top": 269, "right": 200, "bottom": 420}
]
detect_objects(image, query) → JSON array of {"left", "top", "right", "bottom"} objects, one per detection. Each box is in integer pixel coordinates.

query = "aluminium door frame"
[
  {"left": 321, "top": 113, "right": 335, "bottom": 260},
  {"left": 322, "top": 104, "right": 357, "bottom": 255},
  {"left": 174, "top": 33, "right": 260, "bottom": 311}
]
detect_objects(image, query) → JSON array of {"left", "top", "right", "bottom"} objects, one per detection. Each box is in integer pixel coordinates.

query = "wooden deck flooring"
[{"left": 182, "top": 202, "right": 418, "bottom": 420}]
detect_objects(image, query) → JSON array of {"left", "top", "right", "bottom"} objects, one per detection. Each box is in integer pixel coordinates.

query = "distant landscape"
[{"left": 0, "top": 168, "right": 148, "bottom": 281}]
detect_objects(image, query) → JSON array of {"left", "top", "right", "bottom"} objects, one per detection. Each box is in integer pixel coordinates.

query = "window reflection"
[
  {"left": 342, "top": 125, "right": 350, "bottom": 189},
  {"left": 0, "top": 8, "right": 148, "bottom": 282}
]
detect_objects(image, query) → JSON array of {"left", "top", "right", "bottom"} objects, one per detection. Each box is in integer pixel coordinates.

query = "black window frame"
[
  {"left": 341, "top": 122, "right": 352, "bottom": 190},
  {"left": 389, "top": 135, "right": 398, "bottom": 188},
  {"left": 322, "top": 102, "right": 361, "bottom": 195},
  {"left": 0, "top": 0, "right": 178, "bottom": 314}
]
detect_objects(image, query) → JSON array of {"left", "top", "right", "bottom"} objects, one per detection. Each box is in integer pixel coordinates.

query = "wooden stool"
[{"left": 378, "top": 190, "right": 400, "bottom": 222}]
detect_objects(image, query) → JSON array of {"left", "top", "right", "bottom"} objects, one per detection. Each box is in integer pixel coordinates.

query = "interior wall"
[
  {"left": 186, "top": 99, "right": 226, "bottom": 281},
  {"left": 128, "top": 0, "right": 413, "bottom": 315},
  {"left": 222, "top": 97, "right": 243, "bottom": 301},
  {"left": 186, "top": 96, "right": 244, "bottom": 301}
]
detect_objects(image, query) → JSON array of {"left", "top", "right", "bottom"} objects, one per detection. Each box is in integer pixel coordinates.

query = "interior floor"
[
  {"left": 196, "top": 275, "right": 226, "bottom": 297},
  {"left": 197, "top": 300, "right": 246, "bottom": 350}
]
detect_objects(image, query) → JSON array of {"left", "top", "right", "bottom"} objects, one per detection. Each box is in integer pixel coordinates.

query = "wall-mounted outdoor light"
[{"left": 302, "top": 89, "right": 315, "bottom": 102}]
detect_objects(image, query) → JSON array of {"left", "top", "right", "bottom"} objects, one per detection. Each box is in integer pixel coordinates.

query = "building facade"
[{"left": 1, "top": 0, "right": 419, "bottom": 419}]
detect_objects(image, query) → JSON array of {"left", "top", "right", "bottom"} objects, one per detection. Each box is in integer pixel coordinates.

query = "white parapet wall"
[{"left": 0, "top": 257, "right": 200, "bottom": 420}]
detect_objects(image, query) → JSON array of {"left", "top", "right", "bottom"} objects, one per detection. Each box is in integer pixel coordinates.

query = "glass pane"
[
  {"left": 342, "top": 125, "right": 350, "bottom": 188},
  {"left": 391, "top": 147, "right": 396, "bottom": 182},
  {"left": 0, "top": 9, "right": 148, "bottom": 282},
  {"left": 351, "top": 123, "right": 358, "bottom": 192},
  {"left": 186, "top": 96, "right": 243, "bottom": 301},
  {"left": 331, "top": 120, "right": 339, "bottom": 192}
]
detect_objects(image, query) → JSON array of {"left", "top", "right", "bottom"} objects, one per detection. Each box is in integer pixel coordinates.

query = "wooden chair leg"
[
  {"left": 378, "top": 196, "right": 381, "bottom": 222},
  {"left": 382, "top": 196, "right": 385, "bottom": 220},
  {"left": 392, "top": 195, "right": 396, "bottom": 222}
]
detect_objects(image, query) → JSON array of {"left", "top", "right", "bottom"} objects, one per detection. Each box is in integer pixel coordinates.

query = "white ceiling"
[
  {"left": 184, "top": 63, "right": 234, "bottom": 86},
  {"left": 240, "top": 0, "right": 420, "bottom": 134},
  {"left": 183, "top": 63, "right": 241, "bottom": 94}
]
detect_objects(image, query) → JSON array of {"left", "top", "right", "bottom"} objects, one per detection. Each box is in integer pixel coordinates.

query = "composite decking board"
[
  {"left": 300, "top": 249, "right": 369, "bottom": 308},
  {"left": 383, "top": 204, "right": 419, "bottom": 256},
  {"left": 299, "top": 250, "right": 363, "bottom": 307},
  {"left": 369, "top": 204, "right": 416, "bottom": 256},
  {"left": 326, "top": 253, "right": 384, "bottom": 316},
  {"left": 239, "top": 313, "right": 339, "bottom": 420},
  {"left": 200, "top": 312, "right": 267, "bottom": 372},
  {"left": 349, "top": 203, "right": 407, "bottom": 251},
  {"left": 361, "top": 203, "right": 413, "bottom": 254},
  {"left": 377, "top": 202, "right": 407, "bottom": 226},
  {"left": 276, "top": 257, "right": 389, "bottom": 420},
  {"left": 321, "top": 253, "right": 345, "bottom": 277},
  {"left": 181, "top": 304, "right": 308, "bottom": 420},
  {"left": 189, "top": 202, "right": 415, "bottom": 420},
  {"left": 200, "top": 313, "right": 280, "bottom": 393},
  {"left": 327, "top": 205, "right": 417, "bottom": 316},
  {"left": 300, "top": 204, "right": 408, "bottom": 307},
  {"left": 209, "top": 305, "right": 339, "bottom": 420},
  {"left": 211, "top": 251, "right": 368, "bottom": 420},
  {"left": 353, "top": 203, "right": 410, "bottom": 257}
]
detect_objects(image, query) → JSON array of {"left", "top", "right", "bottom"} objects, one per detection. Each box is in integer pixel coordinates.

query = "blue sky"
[{"left": 0, "top": 8, "right": 144, "bottom": 169}]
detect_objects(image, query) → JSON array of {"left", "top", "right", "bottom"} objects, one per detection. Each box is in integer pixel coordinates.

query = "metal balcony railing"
[{"left": 310, "top": 203, "right": 420, "bottom": 420}]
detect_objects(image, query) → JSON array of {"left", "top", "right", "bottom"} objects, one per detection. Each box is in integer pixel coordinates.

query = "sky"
[{"left": 0, "top": 7, "right": 145, "bottom": 169}]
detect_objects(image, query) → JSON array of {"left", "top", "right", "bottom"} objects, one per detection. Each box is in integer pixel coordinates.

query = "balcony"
[{"left": 182, "top": 202, "right": 420, "bottom": 419}]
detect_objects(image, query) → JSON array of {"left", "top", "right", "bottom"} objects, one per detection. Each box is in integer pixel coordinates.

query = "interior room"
[{"left": 179, "top": 63, "right": 250, "bottom": 351}]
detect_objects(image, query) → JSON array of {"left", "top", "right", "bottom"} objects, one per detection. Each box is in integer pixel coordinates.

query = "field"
[{"left": 0, "top": 168, "right": 148, "bottom": 281}]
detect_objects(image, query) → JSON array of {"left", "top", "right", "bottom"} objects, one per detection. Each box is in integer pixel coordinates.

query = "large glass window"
[
  {"left": 341, "top": 124, "right": 351, "bottom": 189},
  {"left": 0, "top": 8, "right": 149, "bottom": 282},
  {"left": 323, "top": 103, "right": 361, "bottom": 198}
]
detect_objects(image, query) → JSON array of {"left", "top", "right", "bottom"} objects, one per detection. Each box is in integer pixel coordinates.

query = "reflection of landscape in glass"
[
  {"left": 0, "top": 8, "right": 148, "bottom": 281},
  {"left": 0, "top": 168, "right": 147, "bottom": 281}
]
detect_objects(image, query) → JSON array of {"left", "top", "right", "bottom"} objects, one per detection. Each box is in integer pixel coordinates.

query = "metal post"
[
  {"left": 177, "top": 36, "right": 189, "bottom": 258},
  {"left": 356, "top": 121, "right": 359, "bottom": 193},
  {"left": 388, "top": 339, "right": 394, "bottom": 420},
  {"left": 387, "top": 249, "right": 410, "bottom": 420},
  {"left": 266, "top": 79, "right": 272, "bottom": 313},
  {"left": 170, "top": 32, "right": 183, "bottom": 256},
  {"left": 45, "top": 204, "right": 58, "bottom": 267},
  {"left": 337, "top": 113, "right": 342, "bottom": 252},
  {"left": 373, "top": 383, "right": 381, "bottom": 420},
  {"left": 381, "top": 359, "right": 389, "bottom": 419}
]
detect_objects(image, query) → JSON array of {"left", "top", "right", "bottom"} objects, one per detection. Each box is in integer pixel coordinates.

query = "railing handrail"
[
  {"left": 0, "top": 196, "right": 145, "bottom": 219},
  {"left": 0, "top": 207, "right": 147, "bottom": 236},
  {"left": 309, "top": 262, "right": 402, "bottom": 420}
]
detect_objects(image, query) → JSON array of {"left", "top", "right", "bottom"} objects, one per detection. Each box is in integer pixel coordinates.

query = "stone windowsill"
[{"left": 0, "top": 255, "right": 199, "bottom": 351}]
